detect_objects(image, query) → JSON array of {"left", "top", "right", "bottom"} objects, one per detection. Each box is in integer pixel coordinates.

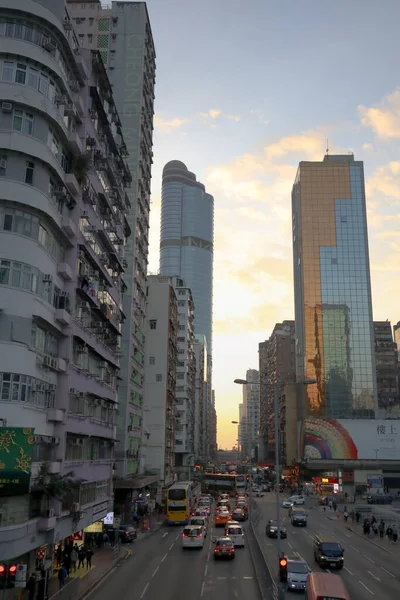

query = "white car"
[
  {"left": 225, "top": 524, "right": 245, "bottom": 547},
  {"left": 225, "top": 520, "right": 240, "bottom": 529},
  {"left": 182, "top": 525, "right": 205, "bottom": 549},
  {"left": 189, "top": 516, "right": 208, "bottom": 535},
  {"left": 282, "top": 499, "right": 294, "bottom": 509},
  {"left": 291, "top": 495, "right": 305, "bottom": 505}
]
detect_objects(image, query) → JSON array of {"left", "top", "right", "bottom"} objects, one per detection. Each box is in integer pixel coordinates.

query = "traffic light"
[
  {"left": 279, "top": 557, "right": 288, "bottom": 582},
  {"left": 7, "top": 564, "right": 17, "bottom": 588},
  {"left": 0, "top": 564, "right": 6, "bottom": 589}
]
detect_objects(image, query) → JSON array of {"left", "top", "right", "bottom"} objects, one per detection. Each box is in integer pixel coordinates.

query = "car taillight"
[
  {"left": 183, "top": 534, "right": 188, "bottom": 538},
  {"left": 196, "top": 534, "right": 202, "bottom": 538},
  {"left": 125, "top": 531, "right": 129, "bottom": 534},
  {"left": 230, "top": 548, "right": 234, "bottom": 552},
  {"left": 214, "top": 548, "right": 218, "bottom": 552}
]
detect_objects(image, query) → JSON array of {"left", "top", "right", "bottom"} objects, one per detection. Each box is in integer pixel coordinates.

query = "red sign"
[
  {"left": 313, "top": 477, "right": 338, "bottom": 484},
  {"left": 72, "top": 530, "right": 83, "bottom": 541},
  {"left": 342, "top": 472, "right": 354, "bottom": 483}
]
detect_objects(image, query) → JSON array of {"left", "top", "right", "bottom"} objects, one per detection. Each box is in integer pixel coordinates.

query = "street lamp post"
[{"left": 234, "top": 376, "right": 316, "bottom": 600}]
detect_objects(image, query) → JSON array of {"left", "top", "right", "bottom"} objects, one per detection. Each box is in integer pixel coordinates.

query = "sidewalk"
[
  {"left": 48, "top": 519, "right": 165, "bottom": 600},
  {"left": 320, "top": 506, "right": 400, "bottom": 558}
]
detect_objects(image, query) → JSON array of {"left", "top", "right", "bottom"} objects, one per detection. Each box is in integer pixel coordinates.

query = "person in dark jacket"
[{"left": 26, "top": 574, "right": 36, "bottom": 600}]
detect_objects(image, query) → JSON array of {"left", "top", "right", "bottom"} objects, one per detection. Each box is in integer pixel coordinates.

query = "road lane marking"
[
  {"left": 344, "top": 567, "right": 354, "bottom": 575},
  {"left": 162, "top": 532, "right": 168, "bottom": 538},
  {"left": 217, "top": 577, "right": 227, "bottom": 580},
  {"left": 359, "top": 581, "right": 374, "bottom": 595},
  {"left": 288, "top": 542, "right": 293, "bottom": 549},
  {"left": 204, "top": 565, "right": 208, "bottom": 576},
  {"left": 364, "top": 555, "right": 375, "bottom": 564},
  {"left": 381, "top": 567, "right": 396, "bottom": 578},
  {"left": 175, "top": 534, "right": 180, "bottom": 541},
  {"left": 201, "top": 581, "right": 205, "bottom": 597},
  {"left": 169, "top": 544, "right": 174, "bottom": 551},
  {"left": 161, "top": 553, "right": 167, "bottom": 563},
  {"left": 351, "top": 545, "right": 360, "bottom": 553},
  {"left": 325, "top": 569, "right": 331, "bottom": 574},
  {"left": 152, "top": 566, "right": 159, "bottom": 578},
  {"left": 140, "top": 583, "right": 149, "bottom": 599},
  {"left": 243, "top": 576, "right": 253, "bottom": 579},
  {"left": 367, "top": 570, "right": 380, "bottom": 582}
]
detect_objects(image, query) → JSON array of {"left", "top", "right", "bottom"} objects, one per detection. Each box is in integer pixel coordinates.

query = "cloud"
[
  {"left": 363, "top": 143, "right": 373, "bottom": 151},
  {"left": 154, "top": 114, "right": 191, "bottom": 133},
  {"left": 250, "top": 109, "right": 270, "bottom": 125},
  {"left": 199, "top": 108, "right": 241, "bottom": 124},
  {"left": 214, "top": 301, "right": 292, "bottom": 335},
  {"left": 359, "top": 90, "right": 400, "bottom": 139},
  {"left": 367, "top": 161, "right": 400, "bottom": 203}
]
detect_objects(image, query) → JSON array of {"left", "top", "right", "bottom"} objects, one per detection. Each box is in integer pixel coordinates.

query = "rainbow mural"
[{"left": 300, "top": 418, "right": 358, "bottom": 460}]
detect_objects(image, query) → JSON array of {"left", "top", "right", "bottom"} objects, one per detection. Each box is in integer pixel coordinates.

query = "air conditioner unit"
[
  {"left": 1, "top": 102, "right": 12, "bottom": 113},
  {"left": 45, "top": 508, "right": 55, "bottom": 518},
  {"left": 43, "top": 274, "right": 53, "bottom": 282},
  {"left": 0, "top": 158, "right": 7, "bottom": 170},
  {"left": 43, "top": 355, "right": 51, "bottom": 367},
  {"left": 42, "top": 40, "right": 56, "bottom": 53},
  {"left": 71, "top": 502, "right": 80, "bottom": 512}
]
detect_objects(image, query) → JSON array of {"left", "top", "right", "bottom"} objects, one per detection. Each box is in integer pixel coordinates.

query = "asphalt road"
[
  {"left": 86, "top": 502, "right": 261, "bottom": 600},
  {"left": 253, "top": 493, "right": 400, "bottom": 599}
]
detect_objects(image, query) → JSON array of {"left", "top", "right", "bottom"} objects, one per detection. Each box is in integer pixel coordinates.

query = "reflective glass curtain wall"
[{"left": 292, "top": 155, "right": 377, "bottom": 419}]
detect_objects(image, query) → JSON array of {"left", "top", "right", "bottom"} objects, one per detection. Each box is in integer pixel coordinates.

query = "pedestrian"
[
  {"left": 379, "top": 520, "right": 385, "bottom": 539},
  {"left": 386, "top": 525, "right": 393, "bottom": 542},
  {"left": 57, "top": 565, "right": 67, "bottom": 590},
  {"left": 103, "top": 532, "right": 109, "bottom": 546},
  {"left": 63, "top": 553, "right": 71, "bottom": 576},
  {"left": 343, "top": 509, "right": 349, "bottom": 522},
  {"left": 392, "top": 524, "right": 398, "bottom": 543},
  {"left": 70, "top": 547, "right": 78, "bottom": 572},
  {"left": 26, "top": 574, "right": 36, "bottom": 600},
  {"left": 36, "top": 575, "right": 47, "bottom": 600},
  {"left": 78, "top": 547, "right": 85, "bottom": 569},
  {"left": 86, "top": 549, "right": 93, "bottom": 569}
]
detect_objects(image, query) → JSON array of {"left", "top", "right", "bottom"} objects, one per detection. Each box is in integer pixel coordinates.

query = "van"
[
  {"left": 305, "top": 572, "right": 350, "bottom": 600},
  {"left": 313, "top": 535, "right": 344, "bottom": 569},
  {"left": 224, "top": 524, "right": 245, "bottom": 547}
]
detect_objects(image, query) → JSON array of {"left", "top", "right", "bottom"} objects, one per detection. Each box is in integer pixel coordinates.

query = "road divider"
[{"left": 248, "top": 498, "right": 278, "bottom": 600}]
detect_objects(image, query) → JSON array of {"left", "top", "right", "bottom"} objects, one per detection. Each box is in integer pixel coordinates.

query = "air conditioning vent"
[{"left": 1, "top": 102, "right": 12, "bottom": 113}]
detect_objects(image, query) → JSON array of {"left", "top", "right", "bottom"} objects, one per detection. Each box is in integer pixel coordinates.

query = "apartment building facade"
[
  {"left": 194, "top": 335, "right": 207, "bottom": 461},
  {"left": 143, "top": 276, "right": 178, "bottom": 489},
  {"left": 173, "top": 278, "right": 196, "bottom": 479},
  {"left": 0, "top": 0, "right": 130, "bottom": 566},
  {"left": 67, "top": 0, "right": 156, "bottom": 481},
  {"left": 375, "top": 321, "right": 399, "bottom": 418}
]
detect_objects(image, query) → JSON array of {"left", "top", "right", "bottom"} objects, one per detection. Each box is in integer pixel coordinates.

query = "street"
[
  {"left": 253, "top": 493, "right": 400, "bottom": 599},
  {"left": 85, "top": 511, "right": 261, "bottom": 600}
]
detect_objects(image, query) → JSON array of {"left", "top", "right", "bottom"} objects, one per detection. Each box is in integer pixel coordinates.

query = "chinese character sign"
[{"left": 0, "top": 427, "right": 35, "bottom": 496}]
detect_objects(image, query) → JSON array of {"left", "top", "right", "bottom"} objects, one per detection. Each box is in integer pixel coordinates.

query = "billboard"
[
  {"left": 299, "top": 418, "right": 400, "bottom": 460},
  {"left": 0, "top": 427, "right": 35, "bottom": 496}
]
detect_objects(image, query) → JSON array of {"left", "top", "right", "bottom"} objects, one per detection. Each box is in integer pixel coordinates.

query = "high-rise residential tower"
[
  {"left": 160, "top": 160, "right": 214, "bottom": 459},
  {"left": 259, "top": 321, "right": 295, "bottom": 462},
  {"left": 242, "top": 369, "right": 259, "bottom": 460},
  {"left": 0, "top": 0, "right": 130, "bottom": 565},
  {"left": 292, "top": 155, "right": 377, "bottom": 421},
  {"left": 68, "top": 1, "right": 156, "bottom": 484}
]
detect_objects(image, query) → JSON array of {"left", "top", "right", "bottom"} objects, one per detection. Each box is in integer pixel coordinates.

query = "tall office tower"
[
  {"left": 172, "top": 277, "right": 195, "bottom": 478},
  {"left": 375, "top": 322, "right": 399, "bottom": 417},
  {"left": 0, "top": 1, "right": 129, "bottom": 565},
  {"left": 194, "top": 335, "right": 207, "bottom": 461},
  {"left": 292, "top": 155, "right": 377, "bottom": 422},
  {"left": 143, "top": 276, "right": 178, "bottom": 489},
  {"left": 68, "top": 1, "right": 156, "bottom": 486},
  {"left": 243, "top": 369, "right": 259, "bottom": 460},
  {"left": 160, "top": 160, "right": 214, "bottom": 458},
  {"left": 259, "top": 321, "right": 295, "bottom": 462}
]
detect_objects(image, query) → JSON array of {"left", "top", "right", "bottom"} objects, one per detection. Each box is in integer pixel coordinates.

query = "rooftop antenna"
[{"left": 326, "top": 139, "right": 329, "bottom": 155}]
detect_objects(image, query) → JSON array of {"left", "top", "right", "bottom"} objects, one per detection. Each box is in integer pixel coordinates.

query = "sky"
[{"left": 140, "top": 0, "right": 400, "bottom": 449}]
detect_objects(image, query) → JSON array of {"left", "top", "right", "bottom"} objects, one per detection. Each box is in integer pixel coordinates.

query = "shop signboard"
[
  {"left": 0, "top": 427, "right": 35, "bottom": 496},
  {"left": 299, "top": 418, "right": 400, "bottom": 460},
  {"left": 72, "top": 531, "right": 83, "bottom": 541},
  {"left": 367, "top": 475, "right": 383, "bottom": 488}
]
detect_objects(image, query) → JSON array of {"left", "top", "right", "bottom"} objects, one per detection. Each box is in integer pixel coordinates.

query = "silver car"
[{"left": 286, "top": 555, "right": 312, "bottom": 591}]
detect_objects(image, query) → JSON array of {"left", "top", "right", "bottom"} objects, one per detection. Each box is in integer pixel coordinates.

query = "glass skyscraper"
[
  {"left": 159, "top": 160, "right": 214, "bottom": 353},
  {"left": 292, "top": 154, "right": 377, "bottom": 419}
]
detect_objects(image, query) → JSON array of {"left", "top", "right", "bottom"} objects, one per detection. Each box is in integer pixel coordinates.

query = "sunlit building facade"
[{"left": 292, "top": 155, "right": 377, "bottom": 419}]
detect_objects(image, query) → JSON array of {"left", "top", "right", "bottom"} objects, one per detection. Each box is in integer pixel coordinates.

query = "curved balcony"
[
  {"left": 0, "top": 130, "right": 65, "bottom": 181},
  {"left": 1, "top": 82, "right": 70, "bottom": 146},
  {"left": 67, "top": 412, "right": 116, "bottom": 440},
  {"left": 0, "top": 178, "right": 63, "bottom": 230}
]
